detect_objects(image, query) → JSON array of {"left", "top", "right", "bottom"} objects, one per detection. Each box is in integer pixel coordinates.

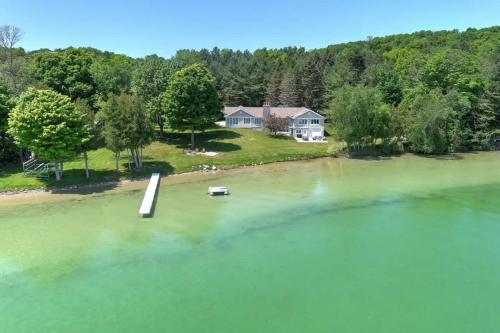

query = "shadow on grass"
[
  {"left": 161, "top": 129, "right": 242, "bottom": 152},
  {"left": 347, "top": 152, "right": 395, "bottom": 160},
  {"left": 349, "top": 155, "right": 393, "bottom": 160},
  {"left": 268, "top": 133, "right": 293, "bottom": 140},
  {"left": 0, "top": 160, "right": 175, "bottom": 195},
  {"left": 125, "top": 161, "right": 175, "bottom": 178},
  {"left": 420, "top": 153, "right": 465, "bottom": 160},
  {"left": 47, "top": 169, "right": 120, "bottom": 194},
  {"left": 0, "top": 163, "right": 20, "bottom": 179}
]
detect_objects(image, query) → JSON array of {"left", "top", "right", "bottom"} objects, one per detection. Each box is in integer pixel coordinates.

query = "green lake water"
[{"left": 1, "top": 152, "right": 499, "bottom": 333}]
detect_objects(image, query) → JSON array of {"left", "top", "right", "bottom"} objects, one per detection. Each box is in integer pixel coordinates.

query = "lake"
[{"left": 1, "top": 152, "right": 499, "bottom": 332}]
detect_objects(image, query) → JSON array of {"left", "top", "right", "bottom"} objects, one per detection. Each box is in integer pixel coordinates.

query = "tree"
[
  {"left": 266, "top": 66, "right": 283, "bottom": 106},
  {"left": 0, "top": 25, "right": 29, "bottom": 95},
  {"left": 32, "top": 48, "right": 97, "bottom": 101},
  {"left": 0, "top": 80, "right": 16, "bottom": 164},
  {"left": 75, "top": 99, "right": 103, "bottom": 178},
  {"left": 262, "top": 113, "right": 291, "bottom": 134},
  {"left": 325, "top": 45, "right": 367, "bottom": 93},
  {"left": 224, "top": 54, "right": 270, "bottom": 107},
  {"left": 419, "top": 50, "right": 493, "bottom": 148},
  {"left": 279, "top": 69, "right": 300, "bottom": 106},
  {"left": 404, "top": 90, "right": 453, "bottom": 154},
  {"left": 327, "top": 85, "right": 391, "bottom": 150},
  {"left": 100, "top": 94, "right": 154, "bottom": 171},
  {"left": 162, "top": 64, "right": 222, "bottom": 148},
  {"left": 376, "top": 67, "right": 403, "bottom": 106},
  {"left": 132, "top": 55, "right": 173, "bottom": 137},
  {"left": 384, "top": 48, "right": 425, "bottom": 87},
  {"left": 91, "top": 54, "right": 135, "bottom": 99},
  {"left": 99, "top": 96, "right": 126, "bottom": 171},
  {"left": 419, "top": 50, "right": 484, "bottom": 96},
  {"left": 8, "top": 88, "right": 89, "bottom": 180},
  {"left": 0, "top": 25, "right": 23, "bottom": 69},
  {"left": 403, "top": 89, "right": 471, "bottom": 154},
  {"left": 301, "top": 54, "right": 325, "bottom": 110}
]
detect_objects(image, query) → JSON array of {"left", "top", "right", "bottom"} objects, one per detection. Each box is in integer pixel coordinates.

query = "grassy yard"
[{"left": 0, "top": 128, "right": 337, "bottom": 192}]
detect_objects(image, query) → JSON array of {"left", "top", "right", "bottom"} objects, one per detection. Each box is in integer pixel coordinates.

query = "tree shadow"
[
  {"left": 0, "top": 160, "right": 175, "bottom": 195},
  {"left": 46, "top": 169, "right": 120, "bottom": 194},
  {"left": 50, "top": 161, "right": 174, "bottom": 195},
  {"left": 420, "top": 153, "right": 465, "bottom": 160},
  {"left": 124, "top": 161, "right": 175, "bottom": 178},
  {"left": 348, "top": 154, "right": 393, "bottom": 160},
  {"left": 268, "top": 134, "right": 293, "bottom": 140},
  {"left": 0, "top": 164, "right": 20, "bottom": 179},
  {"left": 161, "top": 129, "right": 242, "bottom": 152}
]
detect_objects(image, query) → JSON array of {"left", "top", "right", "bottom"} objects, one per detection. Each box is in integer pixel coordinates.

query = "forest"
[{"left": 1, "top": 25, "right": 499, "bottom": 168}]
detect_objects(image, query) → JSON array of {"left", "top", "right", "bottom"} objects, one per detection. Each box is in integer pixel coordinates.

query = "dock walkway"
[{"left": 139, "top": 173, "right": 160, "bottom": 216}]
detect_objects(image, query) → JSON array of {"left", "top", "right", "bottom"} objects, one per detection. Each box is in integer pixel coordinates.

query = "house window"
[
  {"left": 311, "top": 119, "right": 320, "bottom": 125},
  {"left": 255, "top": 118, "right": 262, "bottom": 126},
  {"left": 298, "top": 119, "right": 308, "bottom": 125},
  {"left": 228, "top": 118, "right": 236, "bottom": 125},
  {"left": 295, "top": 129, "right": 302, "bottom": 134},
  {"left": 244, "top": 118, "right": 251, "bottom": 124}
]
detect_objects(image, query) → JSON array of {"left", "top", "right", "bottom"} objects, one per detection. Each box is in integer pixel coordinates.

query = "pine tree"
[
  {"left": 302, "top": 54, "right": 325, "bottom": 110},
  {"left": 279, "top": 69, "right": 300, "bottom": 107},
  {"left": 266, "top": 66, "right": 283, "bottom": 106}
]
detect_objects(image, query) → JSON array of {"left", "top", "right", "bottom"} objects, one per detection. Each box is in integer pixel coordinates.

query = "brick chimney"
[{"left": 263, "top": 101, "right": 271, "bottom": 118}]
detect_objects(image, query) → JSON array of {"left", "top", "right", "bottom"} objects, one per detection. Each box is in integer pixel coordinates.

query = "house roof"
[{"left": 224, "top": 106, "right": 324, "bottom": 119}]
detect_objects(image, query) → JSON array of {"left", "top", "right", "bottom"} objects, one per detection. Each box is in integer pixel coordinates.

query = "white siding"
[
  {"left": 225, "top": 108, "right": 324, "bottom": 138},
  {"left": 290, "top": 111, "right": 325, "bottom": 138},
  {"left": 225, "top": 110, "right": 262, "bottom": 129}
]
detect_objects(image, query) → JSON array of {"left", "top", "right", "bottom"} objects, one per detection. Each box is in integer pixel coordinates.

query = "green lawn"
[{"left": 0, "top": 128, "right": 338, "bottom": 192}]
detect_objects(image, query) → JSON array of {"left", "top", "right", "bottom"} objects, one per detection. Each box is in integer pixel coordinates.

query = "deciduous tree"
[
  {"left": 32, "top": 48, "right": 97, "bottom": 101},
  {"left": 327, "top": 85, "right": 391, "bottom": 149},
  {"left": 262, "top": 113, "right": 291, "bottom": 134},
  {"left": 8, "top": 88, "right": 89, "bottom": 180},
  {"left": 0, "top": 80, "right": 16, "bottom": 163},
  {"left": 162, "top": 64, "right": 222, "bottom": 148},
  {"left": 132, "top": 55, "right": 173, "bottom": 137}
]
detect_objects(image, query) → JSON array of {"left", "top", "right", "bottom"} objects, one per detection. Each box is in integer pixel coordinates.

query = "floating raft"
[
  {"left": 208, "top": 186, "right": 229, "bottom": 196},
  {"left": 139, "top": 173, "right": 160, "bottom": 216}
]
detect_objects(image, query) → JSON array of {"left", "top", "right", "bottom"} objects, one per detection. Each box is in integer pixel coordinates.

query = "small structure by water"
[
  {"left": 208, "top": 186, "right": 229, "bottom": 196},
  {"left": 139, "top": 173, "right": 160, "bottom": 216}
]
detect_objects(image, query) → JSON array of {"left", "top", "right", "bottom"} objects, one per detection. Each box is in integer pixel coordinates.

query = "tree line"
[
  {"left": 0, "top": 25, "right": 221, "bottom": 179},
  {"left": 0, "top": 25, "right": 499, "bottom": 172}
]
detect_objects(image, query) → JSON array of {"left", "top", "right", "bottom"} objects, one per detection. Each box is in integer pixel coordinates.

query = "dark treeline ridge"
[{"left": 1, "top": 26, "right": 499, "bottom": 166}]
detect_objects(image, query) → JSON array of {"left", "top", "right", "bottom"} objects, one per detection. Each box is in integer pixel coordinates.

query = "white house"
[{"left": 223, "top": 104, "right": 325, "bottom": 139}]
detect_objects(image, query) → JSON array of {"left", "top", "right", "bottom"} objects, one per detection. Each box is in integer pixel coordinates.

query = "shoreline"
[
  {"left": 0, "top": 154, "right": 337, "bottom": 197},
  {"left": 2, "top": 150, "right": 496, "bottom": 197}
]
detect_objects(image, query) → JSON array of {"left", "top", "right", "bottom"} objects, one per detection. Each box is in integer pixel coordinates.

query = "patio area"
[{"left": 294, "top": 136, "right": 328, "bottom": 143}]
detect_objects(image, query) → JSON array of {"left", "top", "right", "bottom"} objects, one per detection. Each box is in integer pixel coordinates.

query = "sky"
[{"left": 1, "top": 0, "right": 499, "bottom": 58}]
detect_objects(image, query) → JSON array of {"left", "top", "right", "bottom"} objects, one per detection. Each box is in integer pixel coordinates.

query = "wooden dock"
[
  {"left": 208, "top": 186, "right": 229, "bottom": 196},
  {"left": 139, "top": 173, "right": 160, "bottom": 216}
]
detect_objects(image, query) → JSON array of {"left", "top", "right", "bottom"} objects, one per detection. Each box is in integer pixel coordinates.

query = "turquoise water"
[{"left": 1, "top": 153, "right": 499, "bottom": 332}]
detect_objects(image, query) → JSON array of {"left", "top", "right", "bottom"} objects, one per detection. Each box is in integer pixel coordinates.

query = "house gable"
[
  {"left": 293, "top": 109, "right": 325, "bottom": 120},
  {"left": 225, "top": 109, "right": 256, "bottom": 118}
]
